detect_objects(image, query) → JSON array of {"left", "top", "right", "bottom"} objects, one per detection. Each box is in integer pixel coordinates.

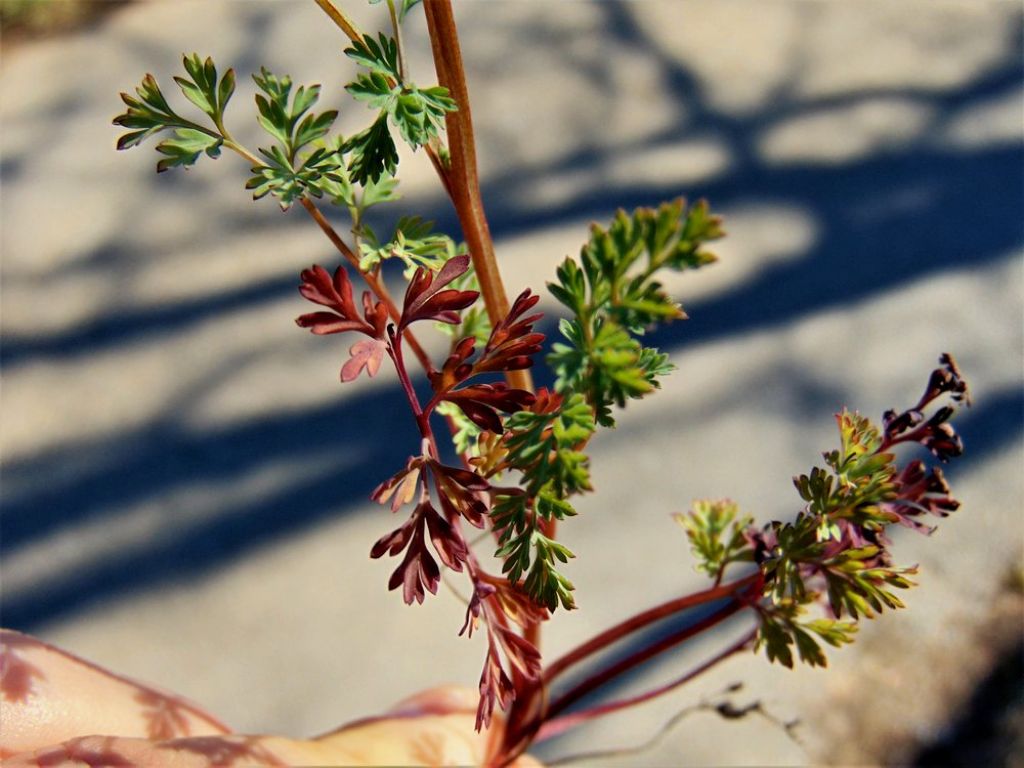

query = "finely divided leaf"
[
  {"left": 114, "top": 57, "right": 235, "bottom": 173},
  {"left": 154, "top": 128, "right": 222, "bottom": 172},
  {"left": 342, "top": 113, "right": 398, "bottom": 185}
]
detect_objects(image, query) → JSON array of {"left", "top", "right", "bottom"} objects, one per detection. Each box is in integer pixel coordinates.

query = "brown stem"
[
  {"left": 300, "top": 197, "right": 435, "bottom": 375},
  {"left": 312, "top": 0, "right": 363, "bottom": 42},
  {"left": 422, "top": 0, "right": 546, "bottom": 653},
  {"left": 422, "top": 1, "right": 533, "bottom": 397}
]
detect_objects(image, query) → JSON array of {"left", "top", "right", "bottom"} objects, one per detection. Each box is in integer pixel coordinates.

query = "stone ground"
[{"left": 2, "top": 1, "right": 1022, "bottom": 765}]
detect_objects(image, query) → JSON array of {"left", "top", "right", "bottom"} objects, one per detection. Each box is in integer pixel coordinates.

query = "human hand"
[{"left": 0, "top": 629, "right": 540, "bottom": 766}]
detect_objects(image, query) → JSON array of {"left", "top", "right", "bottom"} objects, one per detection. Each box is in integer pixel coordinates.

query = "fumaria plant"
[{"left": 113, "top": 1, "right": 971, "bottom": 764}]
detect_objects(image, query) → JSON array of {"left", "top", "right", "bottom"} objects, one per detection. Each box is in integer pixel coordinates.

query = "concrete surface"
[{"left": 2, "top": 1, "right": 1022, "bottom": 765}]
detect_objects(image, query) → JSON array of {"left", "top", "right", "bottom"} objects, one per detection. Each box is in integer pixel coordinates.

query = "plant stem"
[
  {"left": 499, "top": 600, "right": 750, "bottom": 766},
  {"left": 389, "top": 329, "right": 426, "bottom": 429},
  {"left": 422, "top": 0, "right": 532, "bottom": 398},
  {"left": 545, "top": 598, "right": 747, "bottom": 721},
  {"left": 542, "top": 572, "right": 760, "bottom": 684},
  {"left": 385, "top": 0, "right": 408, "bottom": 82},
  {"left": 312, "top": 0, "right": 363, "bottom": 42},
  {"left": 422, "top": 0, "right": 545, "bottom": 651},
  {"left": 310, "top": 0, "right": 453, "bottom": 199},
  {"left": 216, "top": 138, "right": 437, "bottom": 377},
  {"left": 535, "top": 628, "right": 757, "bottom": 742},
  {"left": 221, "top": 137, "right": 261, "bottom": 167},
  {"left": 495, "top": 574, "right": 761, "bottom": 764},
  {"left": 299, "top": 197, "right": 435, "bottom": 376}
]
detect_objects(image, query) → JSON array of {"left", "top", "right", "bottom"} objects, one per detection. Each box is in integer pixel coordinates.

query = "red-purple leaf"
[
  {"left": 437, "top": 483, "right": 488, "bottom": 529},
  {"left": 341, "top": 338, "right": 386, "bottom": 382},
  {"left": 492, "top": 580, "right": 549, "bottom": 630},
  {"left": 424, "top": 504, "right": 468, "bottom": 571},
  {"left": 472, "top": 290, "right": 545, "bottom": 375},
  {"left": 454, "top": 399, "right": 503, "bottom": 433},
  {"left": 372, "top": 488, "right": 473, "bottom": 604},
  {"left": 430, "top": 460, "right": 490, "bottom": 528},
  {"left": 472, "top": 614, "right": 542, "bottom": 730},
  {"left": 437, "top": 464, "right": 491, "bottom": 492},
  {"left": 879, "top": 461, "right": 960, "bottom": 534},
  {"left": 429, "top": 336, "right": 477, "bottom": 395},
  {"left": 411, "top": 290, "right": 479, "bottom": 326},
  {"left": 388, "top": 543, "right": 440, "bottom": 605},
  {"left": 295, "top": 312, "right": 368, "bottom": 336},
  {"left": 361, "top": 291, "right": 389, "bottom": 338},
  {"left": 299, "top": 265, "right": 357, "bottom": 314},
  {"left": 444, "top": 384, "right": 536, "bottom": 432},
  {"left": 476, "top": 641, "right": 516, "bottom": 731},
  {"left": 370, "top": 516, "right": 415, "bottom": 559},
  {"left": 460, "top": 582, "right": 497, "bottom": 638},
  {"left": 384, "top": 513, "right": 441, "bottom": 605},
  {"left": 400, "top": 255, "right": 478, "bottom": 328},
  {"left": 371, "top": 457, "right": 423, "bottom": 512},
  {"left": 296, "top": 264, "right": 382, "bottom": 338},
  {"left": 496, "top": 626, "right": 542, "bottom": 680},
  {"left": 434, "top": 254, "right": 472, "bottom": 291}
]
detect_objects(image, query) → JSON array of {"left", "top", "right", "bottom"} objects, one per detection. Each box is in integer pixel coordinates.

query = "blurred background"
[{"left": 2, "top": 1, "right": 1022, "bottom": 764}]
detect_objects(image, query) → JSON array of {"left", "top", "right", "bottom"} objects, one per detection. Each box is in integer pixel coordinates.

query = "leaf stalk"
[{"left": 300, "top": 197, "right": 435, "bottom": 375}]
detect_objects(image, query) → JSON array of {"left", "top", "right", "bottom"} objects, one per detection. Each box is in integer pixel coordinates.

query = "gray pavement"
[{"left": 2, "top": 1, "right": 1022, "bottom": 764}]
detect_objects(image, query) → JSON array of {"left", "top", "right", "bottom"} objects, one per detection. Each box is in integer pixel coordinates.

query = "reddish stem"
[
  {"left": 494, "top": 574, "right": 762, "bottom": 764},
  {"left": 535, "top": 628, "right": 757, "bottom": 742},
  {"left": 388, "top": 329, "right": 427, "bottom": 429},
  {"left": 421, "top": 2, "right": 533, "bottom": 396},
  {"left": 544, "top": 598, "right": 748, "bottom": 723},
  {"left": 422, "top": 0, "right": 549, "bottom": 654},
  {"left": 543, "top": 572, "right": 760, "bottom": 684}
]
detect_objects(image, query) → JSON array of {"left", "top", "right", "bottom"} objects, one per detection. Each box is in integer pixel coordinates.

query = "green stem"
[
  {"left": 222, "top": 138, "right": 261, "bottom": 167},
  {"left": 310, "top": 0, "right": 453, "bottom": 199},
  {"left": 218, "top": 135, "right": 435, "bottom": 378},
  {"left": 386, "top": 0, "right": 408, "bottom": 82}
]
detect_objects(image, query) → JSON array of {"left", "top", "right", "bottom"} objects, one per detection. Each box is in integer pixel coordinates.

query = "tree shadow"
[
  {"left": 911, "top": 637, "right": 1024, "bottom": 768},
  {"left": 0, "top": 2, "right": 1021, "bottom": 636}
]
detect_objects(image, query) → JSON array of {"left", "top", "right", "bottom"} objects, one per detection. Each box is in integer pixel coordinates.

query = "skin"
[{"left": 0, "top": 629, "right": 540, "bottom": 767}]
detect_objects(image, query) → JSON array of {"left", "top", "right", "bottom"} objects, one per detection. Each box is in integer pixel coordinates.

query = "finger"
[
  {"left": 315, "top": 687, "right": 544, "bottom": 767},
  {"left": 3, "top": 726, "right": 544, "bottom": 768},
  {"left": 0, "top": 630, "right": 230, "bottom": 758},
  {"left": 323, "top": 718, "right": 544, "bottom": 766},
  {"left": 386, "top": 684, "right": 480, "bottom": 717}
]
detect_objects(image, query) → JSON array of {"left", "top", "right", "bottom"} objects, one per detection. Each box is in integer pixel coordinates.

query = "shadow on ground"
[{"left": 1, "top": 3, "right": 1021, "bottom": 637}]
